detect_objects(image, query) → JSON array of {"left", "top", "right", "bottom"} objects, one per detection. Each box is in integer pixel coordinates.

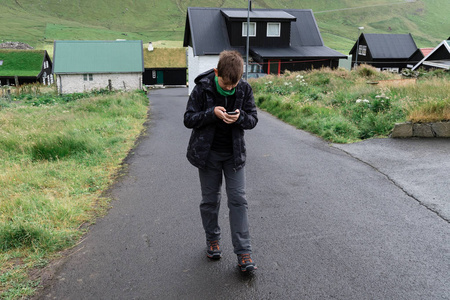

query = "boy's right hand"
[{"left": 214, "top": 106, "right": 227, "bottom": 119}]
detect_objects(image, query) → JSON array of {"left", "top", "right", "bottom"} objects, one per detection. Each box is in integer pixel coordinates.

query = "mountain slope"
[{"left": 0, "top": 0, "right": 448, "bottom": 52}]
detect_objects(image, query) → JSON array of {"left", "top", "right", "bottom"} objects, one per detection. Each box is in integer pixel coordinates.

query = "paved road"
[{"left": 38, "top": 88, "right": 450, "bottom": 299}]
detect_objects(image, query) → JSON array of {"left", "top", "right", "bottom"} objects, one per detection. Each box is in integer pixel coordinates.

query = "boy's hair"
[{"left": 216, "top": 50, "right": 244, "bottom": 84}]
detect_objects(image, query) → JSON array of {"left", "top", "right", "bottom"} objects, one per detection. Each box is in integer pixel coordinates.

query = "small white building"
[{"left": 53, "top": 40, "right": 144, "bottom": 94}]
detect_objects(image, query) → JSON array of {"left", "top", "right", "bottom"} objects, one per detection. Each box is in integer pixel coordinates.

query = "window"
[
  {"left": 242, "top": 22, "right": 256, "bottom": 37},
  {"left": 267, "top": 23, "right": 281, "bottom": 37},
  {"left": 358, "top": 45, "right": 367, "bottom": 56},
  {"left": 83, "top": 74, "right": 93, "bottom": 81},
  {"left": 43, "top": 61, "right": 49, "bottom": 69}
]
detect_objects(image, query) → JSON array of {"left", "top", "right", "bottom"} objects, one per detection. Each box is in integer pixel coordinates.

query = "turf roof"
[
  {"left": 0, "top": 50, "right": 46, "bottom": 76},
  {"left": 143, "top": 48, "right": 186, "bottom": 68}
]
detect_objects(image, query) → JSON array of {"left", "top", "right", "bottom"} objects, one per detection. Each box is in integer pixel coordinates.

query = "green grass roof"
[
  {"left": 0, "top": 50, "right": 46, "bottom": 76},
  {"left": 53, "top": 40, "right": 144, "bottom": 74},
  {"left": 143, "top": 48, "right": 186, "bottom": 68}
]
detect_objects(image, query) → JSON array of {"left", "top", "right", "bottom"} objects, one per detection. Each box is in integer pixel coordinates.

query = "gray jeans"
[{"left": 198, "top": 151, "right": 252, "bottom": 255}]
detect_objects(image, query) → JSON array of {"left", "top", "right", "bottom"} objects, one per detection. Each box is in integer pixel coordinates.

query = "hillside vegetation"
[
  {"left": 0, "top": 0, "right": 449, "bottom": 52},
  {"left": 251, "top": 66, "right": 450, "bottom": 143}
]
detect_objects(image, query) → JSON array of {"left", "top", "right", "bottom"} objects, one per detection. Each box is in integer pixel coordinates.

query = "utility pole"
[
  {"left": 354, "top": 26, "right": 364, "bottom": 69},
  {"left": 245, "top": 0, "right": 251, "bottom": 81}
]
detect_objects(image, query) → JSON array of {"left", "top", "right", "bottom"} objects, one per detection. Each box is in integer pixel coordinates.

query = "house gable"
[
  {"left": 412, "top": 40, "right": 450, "bottom": 70},
  {"left": 183, "top": 8, "right": 232, "bottom": 56}
]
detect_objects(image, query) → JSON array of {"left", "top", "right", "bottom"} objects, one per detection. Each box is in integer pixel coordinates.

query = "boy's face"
[{"left": 214, "top": 68, "right": 238, "bottom": 91}]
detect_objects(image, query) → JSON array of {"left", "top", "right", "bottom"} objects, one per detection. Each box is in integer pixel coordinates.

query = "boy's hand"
[{"left": 214, "top": 107, "right": 240, "bottom": 124}]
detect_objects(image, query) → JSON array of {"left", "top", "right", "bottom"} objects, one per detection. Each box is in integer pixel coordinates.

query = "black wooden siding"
[
  {"left": 226, "top": 20, "right": 291, "bottom": 48},
  {"left": 143, "top": 68, "right": 187, "bottom": 86}
]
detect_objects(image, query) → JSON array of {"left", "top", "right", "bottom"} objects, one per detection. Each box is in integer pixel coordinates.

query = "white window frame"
[
  {"left": 267, "top": 22, "right": 281, "bottom": 37},
  {"left": 242, "top": 22, "right": 256, "bottom": 37},
  {"left": 83, "top": 74, "right": 94, "bottom": 81},
  {"left": 358, "top": 45, "right": 367, "bottom": 56}
]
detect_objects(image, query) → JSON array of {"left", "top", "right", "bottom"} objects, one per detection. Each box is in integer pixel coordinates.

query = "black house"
[
  {"left": 0, "top": 50, "right": 53, "bottom": 86},
  {"left": 412, "top": 40, "right": 450, "bottom": 71},
  {"left": 183, "top": 7, "right": 346, "bottom": 92},
  {"left": 349, "top": 33, "right": 421, "bottom": 72}
]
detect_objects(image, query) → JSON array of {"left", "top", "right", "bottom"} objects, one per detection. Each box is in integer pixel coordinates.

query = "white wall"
[
  {"left": 56, "top": 73, "right": 142, "bottom": 94},
  {"left": 187, "top": 47, "right": 219, "bottom": 95}
]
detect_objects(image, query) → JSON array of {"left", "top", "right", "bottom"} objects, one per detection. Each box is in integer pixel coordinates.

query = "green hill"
[{"left": 0, "top": 0, "right": 448, "bottom": 53}]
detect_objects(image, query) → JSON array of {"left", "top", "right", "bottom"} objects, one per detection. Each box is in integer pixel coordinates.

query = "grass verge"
[
  {"left": 0, "top": 88, "right": 149, "bottom": 299},
  {"left": 250, "top": 66, "right": 450, "bottom": 143}
]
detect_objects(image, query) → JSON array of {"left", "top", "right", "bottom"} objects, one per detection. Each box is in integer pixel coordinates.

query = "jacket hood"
[{"left": 194, "top": 69, "right": 215, "bottom": 85}]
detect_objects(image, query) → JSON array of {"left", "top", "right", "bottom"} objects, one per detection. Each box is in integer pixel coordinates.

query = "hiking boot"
[
  {"left": 237, "top": 253, "right": 257, "bottom": 272},
  {"left": 206, "top": 240, "right": 222, "bottom": 259}
]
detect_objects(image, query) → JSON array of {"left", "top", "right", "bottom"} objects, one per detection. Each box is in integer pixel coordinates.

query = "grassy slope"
[{"left": 1, "top": 0, "right": 449, "bottom": 52}]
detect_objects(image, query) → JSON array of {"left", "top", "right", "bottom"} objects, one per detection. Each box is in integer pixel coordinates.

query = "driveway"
[{"left": 37, "top": 87, "right": 450, "bottom": 299}]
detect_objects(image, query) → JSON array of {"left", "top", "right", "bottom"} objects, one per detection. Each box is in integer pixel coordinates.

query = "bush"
[{"left": 355, "top": 64, "right": 379, "bottom": 77}]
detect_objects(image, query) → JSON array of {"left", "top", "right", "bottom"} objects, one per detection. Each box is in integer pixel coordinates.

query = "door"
[
  {"left": 268, "top": 60, "right": 281, "bottom": 75},
  {"left": 157, "top": 71, "right": 164, "bottom": 84}
]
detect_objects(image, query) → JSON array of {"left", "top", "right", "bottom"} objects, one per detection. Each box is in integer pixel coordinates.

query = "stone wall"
[
  {"left": 391, "top": 122, "right": 450, "bottom": 138},
  {"left": 56, "top": 73, "right": 142, "bottom": 94}
]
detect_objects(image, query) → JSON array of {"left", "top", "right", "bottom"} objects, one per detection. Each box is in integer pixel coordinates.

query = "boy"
[{"left": 184, "top": 50, "right": 258, "bottom": 272}]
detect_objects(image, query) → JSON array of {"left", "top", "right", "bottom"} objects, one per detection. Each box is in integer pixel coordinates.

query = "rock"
[
  {"left": 0, "top": 41, "right": 34, "bottom": 49},
  {"left": 391, "top": 123, "right": 413, "bottom": 138},
  {"left": 431, "top": 122, "right": 450, "bottom": 138},
  {"left": 413, "top": 123, "right": 434, "bottom": 137}
]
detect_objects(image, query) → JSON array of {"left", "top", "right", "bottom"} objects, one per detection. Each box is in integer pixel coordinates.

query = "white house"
[{"left": 53, "top": 40, "right": 144, "bottom": 94}]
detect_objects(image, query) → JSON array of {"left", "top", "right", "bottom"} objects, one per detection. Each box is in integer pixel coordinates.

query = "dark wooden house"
[
  {"left": 183, "top": 7, "right": 346, "bottom": 93},
  {"left": 412, "top": 40, "right": 450, "bottom": 71},
  {"left": 0, "top": 50, "right": 53, "bottom": 86},
  {"left": 349, "top": 33, "right": 421, "bottom": 72}
]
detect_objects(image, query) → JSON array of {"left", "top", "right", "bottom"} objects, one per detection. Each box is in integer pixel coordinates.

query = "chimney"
[{"left": 148, "top": 42, "right": 153, "bottom": 52}]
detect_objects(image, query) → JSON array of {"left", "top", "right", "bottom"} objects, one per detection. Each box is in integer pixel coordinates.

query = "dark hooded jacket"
[{"left": 184, "top": 69, "right": 258, "bottom": 170}]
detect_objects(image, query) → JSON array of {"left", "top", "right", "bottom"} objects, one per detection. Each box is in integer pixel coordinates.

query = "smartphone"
[{"left": 227, "top": 111, "right": 238, "bottom": 115}]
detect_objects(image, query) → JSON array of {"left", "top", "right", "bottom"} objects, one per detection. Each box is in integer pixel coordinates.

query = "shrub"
[{"left": 355, "top": 64, "right": 379, "bottom": 77}]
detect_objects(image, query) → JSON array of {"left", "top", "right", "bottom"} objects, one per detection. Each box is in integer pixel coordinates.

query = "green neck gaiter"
[{"left": 215, "top": 76, "right": 236, "bottom": 97}]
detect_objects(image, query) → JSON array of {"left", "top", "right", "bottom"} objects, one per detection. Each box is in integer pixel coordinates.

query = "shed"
[
  {"left": 143, "top": 47, "right": 186, "bottom": 86},
  {"left": 0, "top": 50, "right": 53, "bottom": 86},
  {"left": 53, "top": 40, "right": 144, "bottom": 94}
]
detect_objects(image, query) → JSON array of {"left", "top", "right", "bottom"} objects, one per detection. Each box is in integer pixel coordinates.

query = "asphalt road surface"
[{"left": 37, "top": 87, "right": 450, "bottom": 299}]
